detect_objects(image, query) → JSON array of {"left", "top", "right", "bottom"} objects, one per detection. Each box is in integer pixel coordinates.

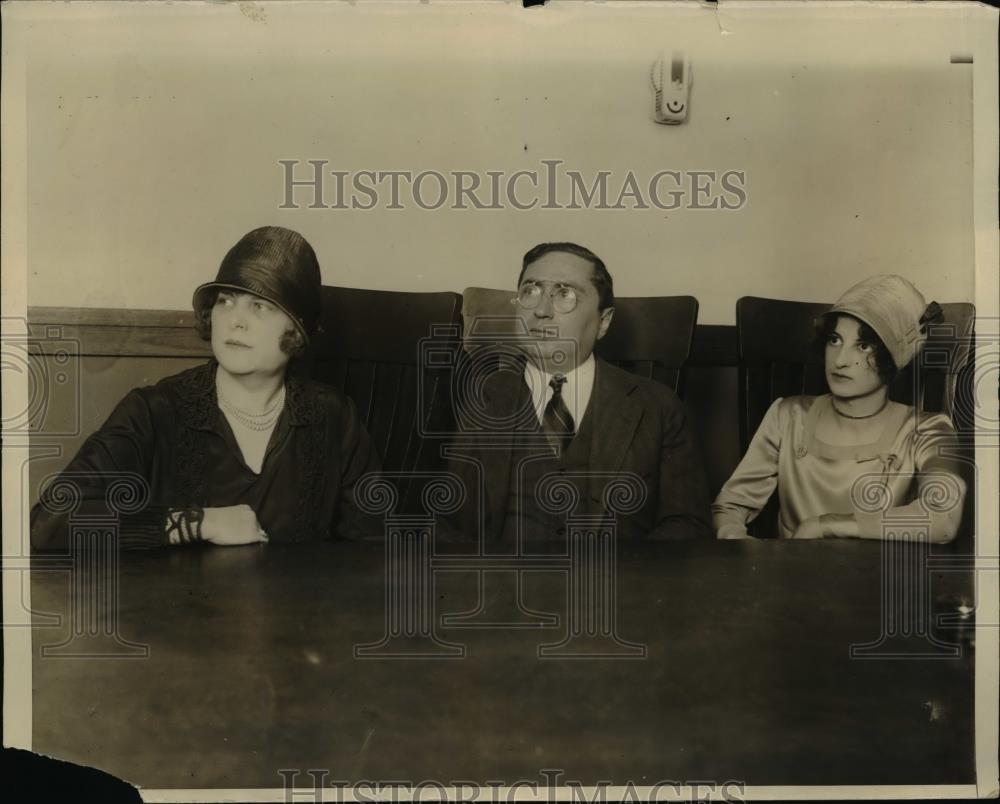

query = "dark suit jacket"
[{"left": 447, "top": 357, "right": 711, "bottom": 541}]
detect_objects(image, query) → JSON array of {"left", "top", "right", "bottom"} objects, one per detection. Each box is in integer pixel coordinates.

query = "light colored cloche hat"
[{"left": 825, "top": 274, "right": 941, "bottom": 370}]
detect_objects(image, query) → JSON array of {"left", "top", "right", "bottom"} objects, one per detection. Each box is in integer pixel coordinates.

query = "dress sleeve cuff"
[
  {"left": 854, "top": 510, "right": 884, "bottom": 539},
  {"left": 117, "top": 507, "right": 171, "bottom": 549},
  {"left": 716, "top": 522, "right": 750, "bottom": 540}
]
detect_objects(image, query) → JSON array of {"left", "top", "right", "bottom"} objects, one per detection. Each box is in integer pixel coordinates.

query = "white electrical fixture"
[{"left": 651, "top": 53, "right": 692, "bottom": 125}]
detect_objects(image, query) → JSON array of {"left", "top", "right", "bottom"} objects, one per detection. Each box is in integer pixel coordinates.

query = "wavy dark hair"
[
  {"left": 194, "top": 288, "right": 308, "bottom": 358},
  {"left": 519, "top": 242, "right": 614, "bottom": 312},
  {"left": 814, "top": 313, "right": 897, "bottom": 384}
]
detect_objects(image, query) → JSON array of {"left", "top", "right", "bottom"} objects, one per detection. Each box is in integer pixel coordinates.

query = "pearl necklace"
[{"left": 217, "top": 385, "right": 286, "bottom": 431}]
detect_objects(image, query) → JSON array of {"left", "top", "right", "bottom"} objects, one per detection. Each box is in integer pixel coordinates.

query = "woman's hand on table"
[
  {"left": 201, "top": 505, "right": 269, "bottom": 546},
  {"left": 792, "top": 516, "right": 827, "bottom": 540},
  {"left": 793, "top": 513, "right": 858, "bottom": 540}
]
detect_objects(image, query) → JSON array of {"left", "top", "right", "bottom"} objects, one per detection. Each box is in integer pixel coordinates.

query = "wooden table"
[{"left": 30, "top": 538, "right": 975, "bottom": 790}]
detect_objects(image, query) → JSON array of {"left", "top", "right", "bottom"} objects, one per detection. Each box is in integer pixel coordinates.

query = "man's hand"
[{"left": 201, "top": 505, "right": 269, "bottom": 546}]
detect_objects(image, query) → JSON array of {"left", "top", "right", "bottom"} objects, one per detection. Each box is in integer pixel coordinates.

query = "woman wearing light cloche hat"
[{"left": 713, "top": 275, "right": 966, "bottom": 543}]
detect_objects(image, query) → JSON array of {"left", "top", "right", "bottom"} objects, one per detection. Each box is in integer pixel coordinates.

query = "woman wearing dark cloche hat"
[
  {"left": 713, "top": 275, "right": 967, "bottom": 543},
  {"left": 32, "top": 226, "right": 381, "bottom": 550}
]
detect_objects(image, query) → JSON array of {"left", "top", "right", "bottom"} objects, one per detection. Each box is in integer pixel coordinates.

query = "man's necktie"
[{"left": 542, "top": 374, "right": 574, "bottom": 453}]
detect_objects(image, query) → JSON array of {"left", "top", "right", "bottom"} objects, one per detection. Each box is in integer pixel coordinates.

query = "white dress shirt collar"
[{"left": 523, "top": 354, "right": 596, "bottom": 426}]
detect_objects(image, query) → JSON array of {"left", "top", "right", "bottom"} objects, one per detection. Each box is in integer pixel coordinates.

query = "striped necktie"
[{"left": 542, "top": 374, "right": 574, "bottom": 452}]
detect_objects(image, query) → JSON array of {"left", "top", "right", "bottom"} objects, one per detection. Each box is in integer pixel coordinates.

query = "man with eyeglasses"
[{"left": 449, "top": 242, "right": 712, "bottom": 542}]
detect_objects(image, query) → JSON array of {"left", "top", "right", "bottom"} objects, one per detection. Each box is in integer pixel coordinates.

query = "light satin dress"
[{"left": 712, "top": 395, "right": 965, "bottom": 540}]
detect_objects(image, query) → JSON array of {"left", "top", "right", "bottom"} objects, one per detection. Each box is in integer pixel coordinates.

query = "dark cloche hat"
[{"left": 192, "top": 226, "right": 322, "bottom": 343}]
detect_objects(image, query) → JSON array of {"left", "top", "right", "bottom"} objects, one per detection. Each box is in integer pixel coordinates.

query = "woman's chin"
[
  {"left": 214, "top": 353, "right": 255, "bottom": 375},
  {"left": 828, "top": 385, "right": 887, "bottom": 404}
]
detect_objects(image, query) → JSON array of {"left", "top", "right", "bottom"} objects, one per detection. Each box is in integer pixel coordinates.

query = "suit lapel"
[{"left": 587, "top": 360, "right": 643, "bottom": 512}]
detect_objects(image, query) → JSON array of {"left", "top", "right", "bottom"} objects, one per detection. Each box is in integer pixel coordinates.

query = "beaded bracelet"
[{"left": 166, "top": 507, "right": 206, "bottom": 546}]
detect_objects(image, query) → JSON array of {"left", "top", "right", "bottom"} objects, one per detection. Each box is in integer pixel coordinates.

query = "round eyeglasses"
[{"left": 511, "top": 281, "right": 580, "bottom": 314}]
